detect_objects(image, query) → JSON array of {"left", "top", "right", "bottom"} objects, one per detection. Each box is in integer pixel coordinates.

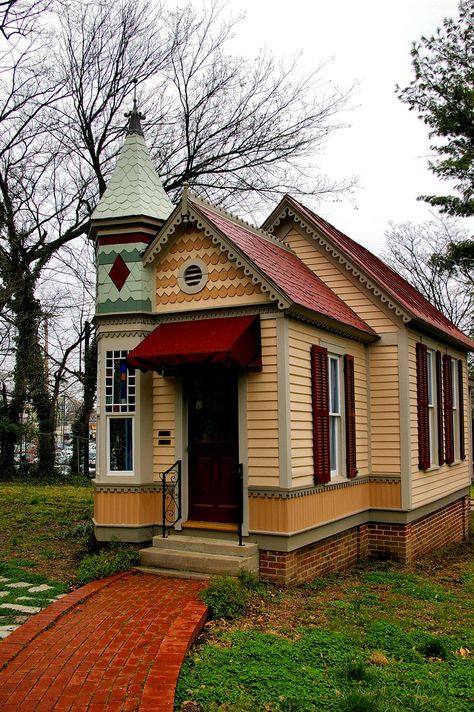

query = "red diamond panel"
[{"left": 109, "top": 255, "right": 131, "bottom": 291}]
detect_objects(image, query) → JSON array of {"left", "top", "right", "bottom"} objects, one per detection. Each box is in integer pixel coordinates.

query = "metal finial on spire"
[{"left": 125, "top": 79, "right": 145, "bottom": 136}]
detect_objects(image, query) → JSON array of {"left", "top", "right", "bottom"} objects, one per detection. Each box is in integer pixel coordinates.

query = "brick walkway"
[{"left": 0, "top": 571, "right": 208, "bottom": 711}]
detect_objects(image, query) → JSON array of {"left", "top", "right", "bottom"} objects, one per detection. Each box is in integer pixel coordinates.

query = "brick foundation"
[{"left": 259, "top": 495, "right": 470, "bottom": 585}]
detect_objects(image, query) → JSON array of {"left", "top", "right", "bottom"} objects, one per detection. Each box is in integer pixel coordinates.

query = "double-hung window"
[
  {"left": 426, "top": 350, "right": 435, "bottom": 466},
  {"left": 311, "top": 345, "right": 357, "bottom": 483},
  {"left": 328, "top": 355, "right": 341, "bottom": 477},
  {"left": 417, "top": 343, "right": 465, "bottom": 469},
  {"left": 105, "top": 350, "right": 135, "bottom": 473}
]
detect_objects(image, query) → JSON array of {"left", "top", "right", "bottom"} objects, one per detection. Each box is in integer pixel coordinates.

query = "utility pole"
[{"left": 83, "top": 321, "right": 90, "bottom": 476}]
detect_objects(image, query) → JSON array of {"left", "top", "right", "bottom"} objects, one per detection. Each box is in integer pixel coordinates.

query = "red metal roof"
[
  {"left": 280, "top": 195, "right": 474, "bottom": 351},
  {"left": 126, "top": 314, "right": 262, "bottom": 371},
  {"left": 190, "top": 200, "right": 377, "bottom": 340}
]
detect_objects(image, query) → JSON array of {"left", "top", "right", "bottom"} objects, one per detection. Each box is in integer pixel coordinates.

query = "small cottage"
[{"left": 90, "top": 106, "right": 473, "bottom": 584}]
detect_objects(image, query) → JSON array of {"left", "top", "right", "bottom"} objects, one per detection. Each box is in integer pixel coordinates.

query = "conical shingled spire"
[{"left": 91, "top": 99, "right": 174, "bottom": 224}]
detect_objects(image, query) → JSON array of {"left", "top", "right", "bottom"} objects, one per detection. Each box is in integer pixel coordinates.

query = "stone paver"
[
  {"left": 0, "top": 603, "right": 42, "bottom": 613},
  {"left": 0, "top": 570, "right": 208, "bottom": 711},
  {"left": 27, "top": 584, "right": 53, "bottom": 593},
  {"left": 4, "top": 582, "right": 31, "bottom": 589}
]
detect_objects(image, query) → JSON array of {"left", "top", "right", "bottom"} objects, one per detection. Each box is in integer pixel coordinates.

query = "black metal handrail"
[
  {"left": 238, "top": 463, "right": 244, "bottom": 546},
  {"left": 160, "top": 460, "right": 182, "bottom": 538}
]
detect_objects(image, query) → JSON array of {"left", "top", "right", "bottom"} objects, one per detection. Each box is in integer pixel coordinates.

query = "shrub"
[
  {"left": 342, "top": 660, "right": 371, "bottom": 682},
  {"left": 75, "top": 545, "right": 139, "bottom": 585},
  {"left": 199, "top": 575, "right": 249, "bottom": 620},
  {"left": 417, "top": 636, "right": 450, "bottom": 660},
  {"left": 339, "top": 690, "right": 380, "bottom": 712},
  {"left": 62, "top": 521, "right": 97, "bottom": 553}
]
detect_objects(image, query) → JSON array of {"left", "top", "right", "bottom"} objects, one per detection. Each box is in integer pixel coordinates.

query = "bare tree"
[
  {"left": 0, "top": 0, "right": 355, "bottom": 477},
  {"left": 0, "top": 0, "right": 50, "bottom": 39},
  {"left": 154, "top": 2, "right": 353, "bottom": 213},
  {"left": 383, "top": 217, "right": 473, "bottom": 333}
]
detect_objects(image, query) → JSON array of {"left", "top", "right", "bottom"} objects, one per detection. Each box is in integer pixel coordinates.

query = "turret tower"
[{"left": 90, "top": 101, "right": 174, "bottom": 522}]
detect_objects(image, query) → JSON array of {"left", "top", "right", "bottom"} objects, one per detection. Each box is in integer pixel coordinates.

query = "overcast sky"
[{"left": 186, "top": 0, "right": 465, "bottom": 254}]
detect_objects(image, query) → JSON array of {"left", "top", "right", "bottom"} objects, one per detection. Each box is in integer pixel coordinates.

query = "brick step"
[
  {"left": 135, "top": 566, "right": 211, "bottom": 581},
  {"left": 139, "top": 535, "right": 259, "bottom": 577}
]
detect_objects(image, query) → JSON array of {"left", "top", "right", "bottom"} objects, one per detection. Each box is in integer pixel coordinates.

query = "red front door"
[{"left": 187, "top": 368, "right": 239, "bottom": 523}]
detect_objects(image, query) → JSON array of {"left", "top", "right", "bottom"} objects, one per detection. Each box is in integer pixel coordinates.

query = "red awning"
[{"left": 126, "top": 315, "right": 261, "bottom": 371}]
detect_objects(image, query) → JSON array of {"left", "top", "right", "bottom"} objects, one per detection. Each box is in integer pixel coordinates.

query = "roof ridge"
[{"left": 187, "top": 191, "right": 293, "bottom": 253}]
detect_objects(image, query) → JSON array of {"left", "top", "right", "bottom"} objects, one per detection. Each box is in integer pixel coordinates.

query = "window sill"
[
  {"left": 330, "top": 475, "right": 348, "bottom": 484},
  {"left": 106, "top": 471, "right": 135, "bottom": 477}
]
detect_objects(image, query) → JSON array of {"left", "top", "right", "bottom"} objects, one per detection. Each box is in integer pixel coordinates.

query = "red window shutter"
[
  {"left": 458, "top": 359, "right": 465, "bottom": 460},
  {"left": 416, "top": 343, "right": 430, "bottom": 470},
  {"left": 436, "top": 351, "right": 444, "bottom": 466},
  {"left": 344, "top": 354, "right": 357, "bottom": 479},
  {"left": 443, "top": 354, "right": 454, "bottom": 464},
  {"left": 311, "top": 345, "right": 330, "bottom": 484}
]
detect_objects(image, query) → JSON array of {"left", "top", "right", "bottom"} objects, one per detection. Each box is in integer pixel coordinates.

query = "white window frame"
[
  {"left": 426, "top": 350, "right": 436, "bottom": 466},
  {"left": 328, "top": 354, "right": 342, "bottom": 479},
  {"left": 107, "top": 415, "right": 134, "bottom": 475},
  {"left": 452, "top": 360, "right": 459, "bottom": 461}
]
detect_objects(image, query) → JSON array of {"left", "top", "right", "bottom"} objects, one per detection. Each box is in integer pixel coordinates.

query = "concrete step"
[
  {"left": 151, "top": 534, "right": 258, "bottom": 558},
  {"left": 139, "top": 536, "right": 259, "bottom": 577},
  {"left": 134, "top": 566, "right": 211, "bottom": 581}
]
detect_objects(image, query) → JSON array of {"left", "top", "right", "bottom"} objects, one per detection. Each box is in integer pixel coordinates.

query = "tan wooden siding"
[
  {"left": 369, "top": 344, "right": 401, "bottom": 475},
  {"left": 155, "top": 228, "right": 269, "bottom": 312},
  {"left": 285, "top": 227, "right": 398, "bottom": 333},
  {"left": 408, "top": 333, "right": 471, "bottom": 507},
  {"left": 152, "top": 373, "right": 177, "bottom": 478},
  {"left": 249, "top": 480, "right": 401, "bottom": 533},
  {"left": 94, "top": 490, "right": 162, "bottom": 526},
  {"left": 288, "top": 321, "right": 369, "bottom": 486},
  {"left": 247, "top": 318, "right": 280, "bottom": 487}
]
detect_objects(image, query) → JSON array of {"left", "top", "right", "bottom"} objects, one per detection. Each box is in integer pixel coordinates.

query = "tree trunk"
[
  {"left": 71, "top": 328, "right": 97, "bottom": 476},
  {"left": 12, "top": 273, "right": 56, "bottom": 477}
]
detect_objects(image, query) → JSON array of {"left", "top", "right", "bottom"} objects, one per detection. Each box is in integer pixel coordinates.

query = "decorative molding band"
[
  {"left": 96, "top": 330, "right": 153, "bottom": 341},
  {"left": 248, "top": 476, "right": 400, "bottom": 499},
  {"left": 155, "top": 305, "right": 279, "bottom": 324},
  {"left": 288, "top": 308, "right": 378, "bottom": 345},
  {"left": 93, "top": 482, "right": 163, "bottom": 493},
  {"left": 95, "top": 315, "right": 156, "bottom": 328},
  {"left": 95, "top": 307, "right": 279, "bottom": 340}
]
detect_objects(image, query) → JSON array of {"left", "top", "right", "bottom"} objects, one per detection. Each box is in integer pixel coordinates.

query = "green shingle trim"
[
  {"left": 96, "top": 298, "right": 152, "bottom": 314},
  {"left": 98, "top": 249, "right": 144, "bottom": 265}
]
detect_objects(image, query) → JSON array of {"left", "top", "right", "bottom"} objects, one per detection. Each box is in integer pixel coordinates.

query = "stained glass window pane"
[{"left": 109, "top": 418, "right": 133, "bottom": 471}]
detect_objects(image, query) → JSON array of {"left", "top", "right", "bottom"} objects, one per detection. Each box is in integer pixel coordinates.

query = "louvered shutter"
[
  {"left": 443, "top": 354, "right": 454, "bottom": 464},
  {"left": 436, "top": 351, "right": 444, "bottom": 466},
  {"left": 416, "top": 343, "right": 430, "bottom": 470},
  {"left": 311, "top": 345, "right": 330, "bottom": 484},
  {"left": 344, "top": 354, "right": 357, "bottom": 479},
  {"left": 458, "top": 359, "right": 465, "bottom": 460}
]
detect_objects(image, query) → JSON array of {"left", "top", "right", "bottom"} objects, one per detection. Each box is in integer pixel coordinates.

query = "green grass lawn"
[
  {"left": 176, "top": 519, "right": 474, "bottom": 712},
  {"left": 0, "top": 480, "right": 94, "bottom": 584}
]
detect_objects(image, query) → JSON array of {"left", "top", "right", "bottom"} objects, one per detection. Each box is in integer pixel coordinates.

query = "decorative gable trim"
[
  {"left": 268, "top": 204, "right": 411, "bottom": 325},
  {"left": 144, "top": 203, "right": 292, "bottom": 312}
]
